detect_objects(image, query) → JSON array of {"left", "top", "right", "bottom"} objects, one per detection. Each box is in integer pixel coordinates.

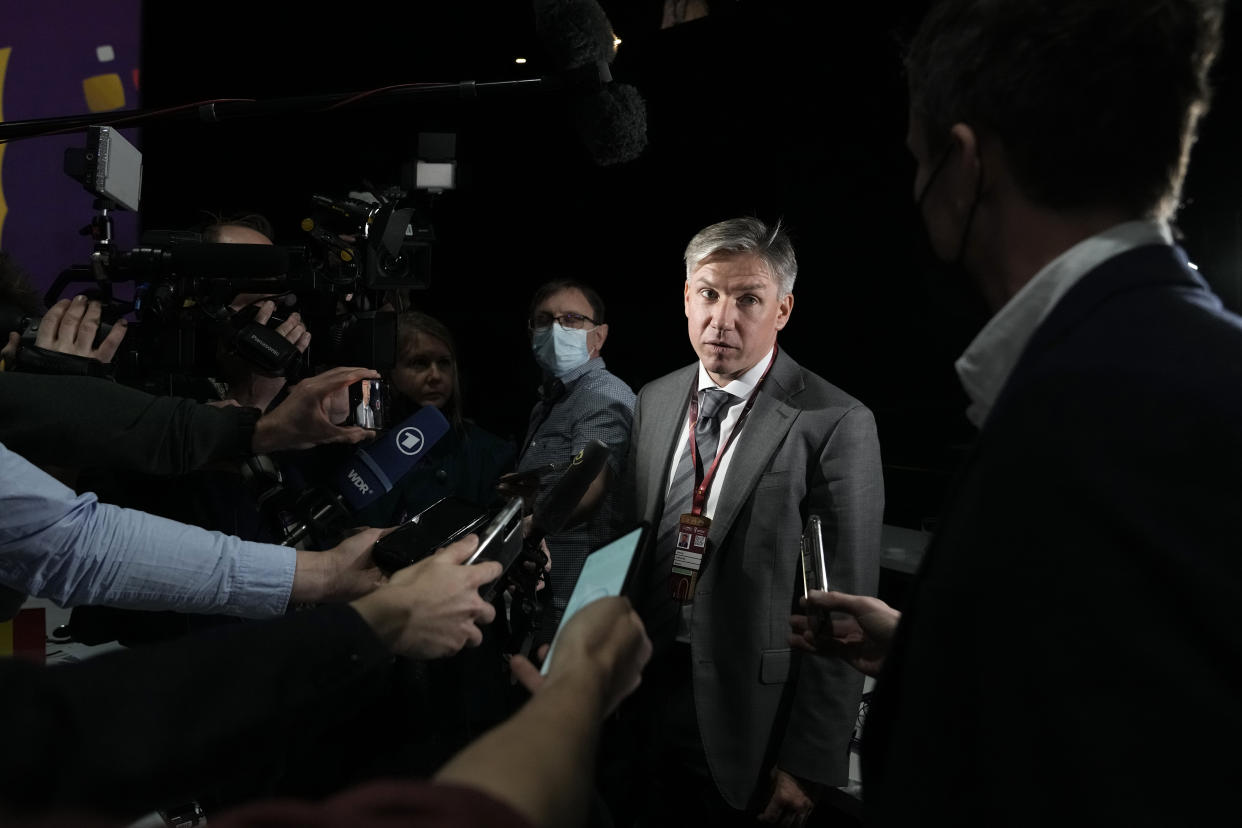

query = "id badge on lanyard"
[{"left": 669, "top": 513, "right": 711, "bottom": 602}]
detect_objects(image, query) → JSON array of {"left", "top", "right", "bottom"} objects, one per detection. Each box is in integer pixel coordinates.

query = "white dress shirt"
[{"left": 664, "top": 347, "right": 777, "bottom": 519}]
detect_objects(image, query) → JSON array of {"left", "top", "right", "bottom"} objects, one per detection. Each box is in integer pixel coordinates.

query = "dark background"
[{"left": 137, "top": 0, "right": 1242, "bottom": 530}]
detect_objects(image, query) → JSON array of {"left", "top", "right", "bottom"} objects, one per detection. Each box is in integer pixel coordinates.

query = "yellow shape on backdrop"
[{"left": 83, "top": 72, "right": 126, "bottom": 112}]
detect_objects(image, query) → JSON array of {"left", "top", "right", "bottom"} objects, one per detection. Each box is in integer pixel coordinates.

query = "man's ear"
[
  {"left": 590, "top": 323, "right": 609, "bottom": 356},
  {"left": 774, "top": 293, "right": 794, "bottom": 331},
  {"left": 947, "top": 122, "right": 983, "bottom": 212}
]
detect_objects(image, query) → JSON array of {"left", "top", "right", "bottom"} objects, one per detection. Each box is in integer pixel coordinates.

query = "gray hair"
[{"left": 683, "top": 217, "right": 797, "bottom": 297}]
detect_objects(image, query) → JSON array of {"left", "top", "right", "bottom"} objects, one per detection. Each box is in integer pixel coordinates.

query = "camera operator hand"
[
  {"left": 252, "top": 366, "right": 380, "bottom": 453},
  {"left": 290, "top": 525, "right": 389, "bottom": 605},
  {"left": 224, "top": 298, "right": 310, "bottom": 411},
  {"left": 35, "top": 295, "right": 128, "bottom": 363},
  {"left": 350, "top": 534, "right": 502, "bottom": 660}
]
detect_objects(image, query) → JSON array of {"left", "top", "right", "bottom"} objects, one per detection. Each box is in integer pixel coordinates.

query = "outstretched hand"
[
  {"left": 251, "top": 365, "right": 380, "bottom": 453},
  {"left": 351, "top": 535, "right": 503, "bottom": 660},
  {"left": 290, "top": 525, "right": 390, "bottom": 606},
  {"left": 790, "top": 590, "right": 900, "bottom": 678},
  {"left": 509, "top": 596, "right": 651, "bottom": 717}
]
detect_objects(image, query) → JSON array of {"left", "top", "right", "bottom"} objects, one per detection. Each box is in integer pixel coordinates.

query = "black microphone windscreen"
[
  {"left": 572, "top": 83, "right": 648, "bottom": 166},
  {"left": 534, "top": 0, "right": 615, "bottom": 71},
  {"left": 169, "top": 243, "right": 290, "bottom": 279},
  {"left": 531, "top": 438, "right": 611, "bottom": 538}
]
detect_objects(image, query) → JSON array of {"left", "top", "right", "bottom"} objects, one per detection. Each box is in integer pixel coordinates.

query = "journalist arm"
[
  {"left": 0, "top": 442, "right": 380, "bottom": 617},
  {"left": 0, "top": 367, "right": 377, "bottom": 472}
]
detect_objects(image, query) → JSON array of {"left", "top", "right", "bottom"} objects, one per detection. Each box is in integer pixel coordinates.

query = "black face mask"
[
  {"left": 915, "top": 138, "right": 985, "bottom": 267},
  {"left": 910, "top": 140, "right": 991, "bottom": 353}
]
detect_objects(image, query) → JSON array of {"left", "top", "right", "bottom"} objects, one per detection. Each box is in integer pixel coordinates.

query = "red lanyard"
[{"left": 685, "top": 346, "right": 778, "bottom": 515}]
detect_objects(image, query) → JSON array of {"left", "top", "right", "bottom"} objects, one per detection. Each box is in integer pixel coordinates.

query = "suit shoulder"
[
  {"left": 779, "top": 352, "right": 871, "bottom": 413},
  {"left": 803, "top": 371, "right": 869, "bottom": 409}
]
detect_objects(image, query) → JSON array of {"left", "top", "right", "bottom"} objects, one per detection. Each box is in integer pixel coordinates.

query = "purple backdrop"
[{"left": 1, "top": 2, "right": 141, "bottom": 302}]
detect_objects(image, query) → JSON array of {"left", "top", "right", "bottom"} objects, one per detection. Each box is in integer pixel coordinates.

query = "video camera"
[{"left": 15, "top": 126, "right": 455, "bottom": 396}]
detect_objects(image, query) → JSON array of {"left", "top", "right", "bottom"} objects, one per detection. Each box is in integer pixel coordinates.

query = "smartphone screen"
[
  {"left": 347, "top": 378, "right": 389, "bottom": 430},
  {"left": 801, "top": 515, "right": 829, "bottom": 597},
  {"left": 540, "top": 524, "right": 648, "bottom": 675},
  {"left": 800, "top": 515, "right": 830, "bottom": 636}
]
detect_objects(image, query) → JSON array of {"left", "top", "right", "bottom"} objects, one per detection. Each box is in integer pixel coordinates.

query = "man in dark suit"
[
  {"left": 617, "top": 217, "right": 885, "bottom": 825},
  {"left": 792, "top": 1, "right": 1242, "bottom": 824}
]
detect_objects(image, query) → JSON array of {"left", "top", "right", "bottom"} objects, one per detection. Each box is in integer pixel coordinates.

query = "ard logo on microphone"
[{"left": 396, "top": 427, "right": 426, "bottom": 456}]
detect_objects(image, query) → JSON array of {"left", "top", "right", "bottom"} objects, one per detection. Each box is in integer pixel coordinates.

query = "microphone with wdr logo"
[
  {"left": 335, "top": 404, "right": 451, "bottom": 511},
  {"left": 261, "top": 404, "right": 451, "bottom": 548}
]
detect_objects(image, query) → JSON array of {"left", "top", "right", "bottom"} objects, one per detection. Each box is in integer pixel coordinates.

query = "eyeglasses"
[{"left": 528, "top": 311, "right": 598, "bottom": 332}]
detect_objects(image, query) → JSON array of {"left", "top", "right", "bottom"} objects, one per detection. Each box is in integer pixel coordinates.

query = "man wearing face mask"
[{"left": 502, "top": 279, "right": 636, "bottom": 647}]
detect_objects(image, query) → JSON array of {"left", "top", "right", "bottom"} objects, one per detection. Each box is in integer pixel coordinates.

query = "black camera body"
[
  {"left": 33, "top": 128, "right": 449, "bottom": 395},
  {"left": 300, "top": 188, "right": 434, "bottom": 292}
]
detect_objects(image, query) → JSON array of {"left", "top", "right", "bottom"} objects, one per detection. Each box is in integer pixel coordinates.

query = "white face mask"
[{"left": 532, "top": 325, "right": 591, "bottom": 377}]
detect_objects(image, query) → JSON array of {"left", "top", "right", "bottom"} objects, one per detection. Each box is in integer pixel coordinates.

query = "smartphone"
[
  {"left": 801, "top": 515, "right": 829, "bottom": 636},
  {"left": 371, "top": 496, "right": 489, "bottom": 574},
  {"left": 347, "top": 377, "right": 391, "bottom": 430},
  {"left": 539, "top": 523, "right": 650, "bottom": 675},
  {"left": 801, "top": 515, "right": 829, "bottom": 597},
  {"left": 464, "top": 497, "right": 526, "bottom": 601}
]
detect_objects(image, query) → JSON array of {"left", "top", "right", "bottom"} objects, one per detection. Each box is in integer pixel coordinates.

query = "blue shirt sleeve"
[{"left": 0, "top": 442, "right": 295, "bottom": 618}]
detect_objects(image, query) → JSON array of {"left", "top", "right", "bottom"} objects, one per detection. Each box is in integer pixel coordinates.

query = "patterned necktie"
[{"left": 643, "top": 387, "right": 740, "bottom": 648}]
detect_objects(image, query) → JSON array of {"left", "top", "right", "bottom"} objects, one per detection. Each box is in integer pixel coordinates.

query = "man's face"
[
  {"left": 393, "top": 331, "right": 454, "bottom": 409},
  {"left": 530, "top": 287, "right": 608, "bottom": 358},
  {"left": 684, "top": 252, "right": 792, "bottom": 386}
]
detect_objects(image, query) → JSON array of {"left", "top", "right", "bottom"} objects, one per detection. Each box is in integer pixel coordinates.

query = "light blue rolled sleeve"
[{"left": 0, "top": 442, "right": 295, "bottom": 618}]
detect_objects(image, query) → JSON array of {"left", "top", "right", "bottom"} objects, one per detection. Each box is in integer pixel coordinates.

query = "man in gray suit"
[{"left": 614, "top": 217, "right": 884, "bottom": 825}]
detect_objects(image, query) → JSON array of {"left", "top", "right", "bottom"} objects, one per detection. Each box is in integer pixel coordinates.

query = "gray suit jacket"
[{"left": 626, "top": 348, "right": 884, "bottom": 809}]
